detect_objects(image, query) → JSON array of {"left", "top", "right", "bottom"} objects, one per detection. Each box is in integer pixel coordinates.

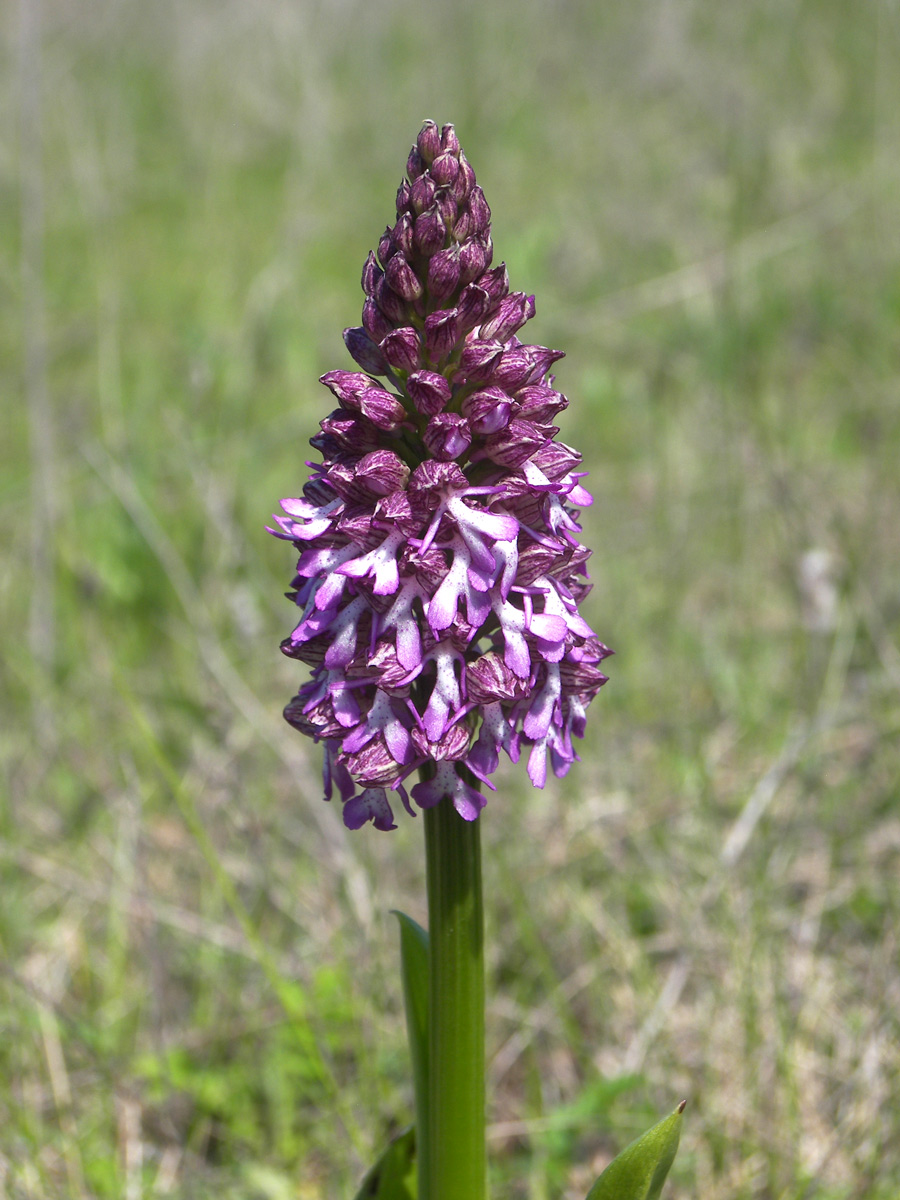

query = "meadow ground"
[{"left": 2, "top": 1, "right": 900, "bottom": 1196}]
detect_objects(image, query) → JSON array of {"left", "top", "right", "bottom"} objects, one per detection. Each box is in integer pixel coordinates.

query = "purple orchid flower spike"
[{"left": 270, "top": 120, "right": 610, "bottom": 831}]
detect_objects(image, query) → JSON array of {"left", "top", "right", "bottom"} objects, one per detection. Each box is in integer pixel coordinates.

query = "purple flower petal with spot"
[{"left": 343, "top": 788, "right": 398, "bottom": 831}]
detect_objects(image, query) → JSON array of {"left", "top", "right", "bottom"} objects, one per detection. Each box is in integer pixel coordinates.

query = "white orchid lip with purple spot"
[{"left": 269, "top": 121, "right": 610, "bottom": 831}]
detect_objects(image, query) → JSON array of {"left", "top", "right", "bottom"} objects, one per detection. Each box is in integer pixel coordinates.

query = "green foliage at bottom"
[
  {"left": 353, "top": 1127, "right": 416, "bottom": 1200},
  {"left": 585, "top": 1103, "right": 684, "bottom": 1200}
]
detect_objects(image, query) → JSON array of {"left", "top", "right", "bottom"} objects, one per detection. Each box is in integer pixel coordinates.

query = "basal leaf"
[
  {"left": 585, "top": 1102, "right": 685, "bottom": 1200},
  {"left": 352, "top": 1125, "right": 416, "bottom": 1200},
  {"left": 393, "top": 910, "right": 429, "bottom": 1103}
]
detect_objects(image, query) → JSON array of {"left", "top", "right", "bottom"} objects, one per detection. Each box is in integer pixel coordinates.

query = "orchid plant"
[{"left": 270, "top": 121, "right": 683, "bottom": 1200}]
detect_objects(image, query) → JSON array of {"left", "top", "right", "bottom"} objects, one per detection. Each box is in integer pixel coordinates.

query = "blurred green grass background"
[{"left": 3, "top": 0, "right": 900, "bottom": 1196}]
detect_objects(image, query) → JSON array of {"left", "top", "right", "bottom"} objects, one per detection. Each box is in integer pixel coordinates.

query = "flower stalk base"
[{"left": 424, "top": 793, "right": 486, "bottom": 1200}]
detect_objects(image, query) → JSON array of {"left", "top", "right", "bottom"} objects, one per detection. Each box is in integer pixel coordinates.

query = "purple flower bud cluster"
[{"left": 270, "top": 122, "right": 610, "bottom": 831}]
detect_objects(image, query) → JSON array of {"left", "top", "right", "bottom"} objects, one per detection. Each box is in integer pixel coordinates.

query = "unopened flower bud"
[
  {"left": 424, "top": 310, "right": 458, "bottom": 361},
  {"left": 380, "top": 326, "right": 421, "bottom": 372},
  {"left": 410, "top": 174, "right": 436, "bottom": 214},
  {"left": 468, "top": 187, "right": 491, "bottom": 235},
  {"left": 431, "top": 152, "right": 460, "bottom": 187},
  {"left": 357, "top": 386, "right": 408, "bottom": 431},
  {"left": 377, "top": 226, "right": 395, "bottom": 267},
  {"left": 407, "top": 369, "right": 451, "bottom": 416},
  {"left": 343, "top": 326, "right": 387, "bottom": 374},
  {"left": 406, "top": 145, "right": 425, "bottom": 180},
  {"left": 453, "top": 210, "right": 471, "bottom": 242},
  {"left": 461, "top": 386, "right": 513, "bottom": 434},
  {"left": 362, "top": 297, "right": 391, "bottom": 343},
  {"left": 385, "top": 254, "right": 422, "bottom": 303},
  {"left": 392, "top": 213, "right": 414, "bottom": 258},
  {"left": 416, "top": 119, "right": 441, "bottom": 165},
  {"left": 320, "top": 370, "right": 372, "bottom": 407},
  {"left": 530, "top": 440, "right": 582, "bottom": 480},
  {"left": 355, "top": 449, "right": 410, "bottom": 496},
  {"left": 414, "top": 206, "right": 446, "bottom": 257},
  {"left": 374, "top": 277, "right": 408, "bottom": 323},
  {"left": 456, "top": 284, "right": 492, "bottom": 332},
  {"left": 514, "top": 384, "right": 568, "bottom": 422},
  {"left": 491, "top": 346, "right": 532, "bottom": 390},
  {"left": 458, "top": 339, "right": 504, "bottom": 384},
  {"left": 361, "top": 250, "right": 382, "bottom": 297},
  {"left": 433, "top": 187, "right": 458, "bottom": 229},
  {"left": 478, "top": 263, "right": 509, "bottom": 304},
  {"left": 458, "top": 239, "right": 487, "bottom": 286},
  {"left": 440, "top": 123, "right": 460, "bottom": 154},
  {"left": 427, "top": 245, "right": 461, "bottom": 300},
  {"left": 423, "top": 413, "right": 471, "bottom": 461},
  {"left": 480, "top": 292, "right": 536, "bottom": 342},
  {"left": 482, "top": 418, "right": 548, "bottom": 467},
  {"left": 315, "top": 409, "right": 380, "bottom": 455},
  {"left": 521, "top": 344, "right": 565, "bottom": 385},
  {"left": 396, "top": 178, "right": 412, "bottom": 214},
  {"left": 452, "top": 152, "right": 475, "bottom": 201}
]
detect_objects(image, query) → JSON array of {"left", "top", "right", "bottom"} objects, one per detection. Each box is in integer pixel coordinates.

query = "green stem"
[{"left": 423, "top": 797, "right": 486, "bottom": 1200}]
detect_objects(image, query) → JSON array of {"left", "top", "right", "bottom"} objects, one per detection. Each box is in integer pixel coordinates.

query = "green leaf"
[
  {"left": 393, "top": 912, "right": 429, "bottom": 1083},
  {"left": 393, "top": 909, "right": 429, "bottom": 1178},
  {"left": 352, "top": 1125, "right": 416, "bottom": 1200},
  {"left": 585, "top": 1102, "right": 685, "bottom": 1200}
]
